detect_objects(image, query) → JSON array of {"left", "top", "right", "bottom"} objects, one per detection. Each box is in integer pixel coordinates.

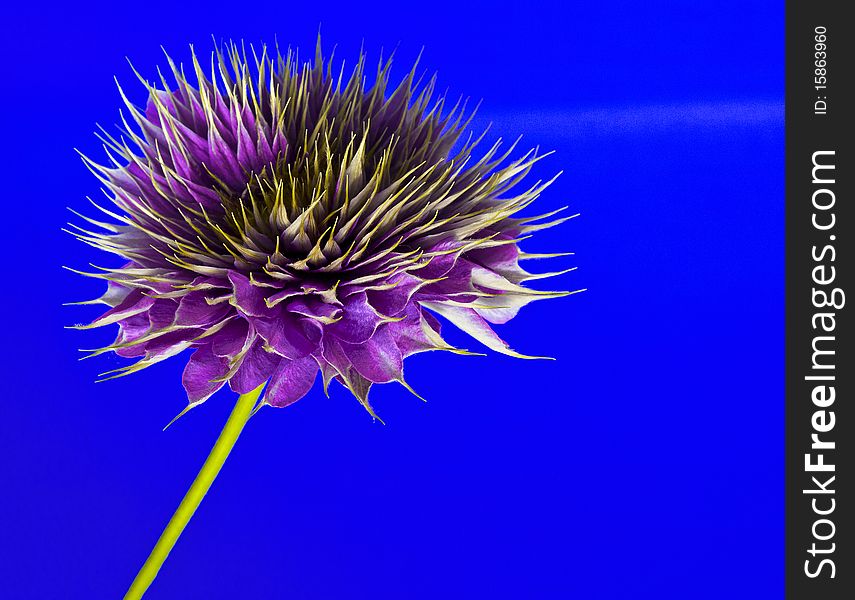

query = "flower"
[{"left": 69, "top": 40, "right": 577, "bottom": 418}]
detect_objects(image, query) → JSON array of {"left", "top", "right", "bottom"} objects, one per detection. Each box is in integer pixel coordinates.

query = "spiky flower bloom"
[{"left": 70, "top": 41, "right": 575, "bottom": 418}]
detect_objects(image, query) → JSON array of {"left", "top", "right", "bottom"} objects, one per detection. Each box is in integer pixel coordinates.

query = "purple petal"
[
  {"left": 271, "top": 130, "right": 288, "bottom": 158},
  {"left": 283, "top": 295, "right": 341, "bottom": 321},
  {"left": 423, "top": 310, "right": 442, "bottom": 334},
  {"left": 145, "top": 90, "right": 177, "bottom": 123},
  {"left": 172, "top": 117, "right": 212, "bottom": 161},
  {"left": 256, "top": 127, "right": 275, "bottom": 165},
  {"left": 466, "top": 236, "right": 521, "bottom": 276},
  {"left": 229, "top": 339, "right": 281, "bottom": 393},
  {"left": 235, "top": 118, "right": 259, "bottom": 171},
  {"left": 147, "top": 299, "right": 178, "bottom": 330},
  {"left": 421, "top": 302, "right": 543, "bottom": 359},
  {"left": 387, "top": 304, "right": 440, "bottom": 357},
  {"left": 325, "top": 292, "right": 381, "bottom": 344},
  {"left": 253, "top": 309, "right": 321, "bottom": 359},
  {"left": 206, "top": 122, "right": 245, "bottom": 190},
  {"left": 210, "top": 319, "right": 251, "bottom": 358},
  {"left": 178, "top": 176, "right": 223, "bottom": 208},
  {"left": 366, "top": 273, "right": 423, "bottom": 317},
  {"left": 264, "top": 356, "right": 318, "bottom": 407},
  {"left": 182, "top": 343, "right": 230, "bottom": 404},
  {"left": 339, "top": 325, "right": 403, "bottom": 383},
  {"left": 101, "top": 280, "right": 133, "bottom": 307},
  {"left": 410, "top": 242, "right": 464, "bottom": 279},
  {"left": 144, "top": 328, "right": 203, "bottom": 357},
  {"left": 114, "top": 313, "right": 150, "bottom": 358},
  {"left": 89, "top": 289, "right": 154, "bottom": 328},
  {"left": 228, "top": 271, "right": 271, "bottom": 317},
  {"left": 321, "top": 339, "right": 375, "bottom": 410},
  {"left": 418, "top": 258, "right": 475, "bottom": 299},
  {"left": 175, "top": 291, "right": 231, "bottom": 326}
]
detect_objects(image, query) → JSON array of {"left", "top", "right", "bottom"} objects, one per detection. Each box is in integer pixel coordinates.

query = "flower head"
[{"left": 70, "top": 40, "right": 576, "bottom": 418}]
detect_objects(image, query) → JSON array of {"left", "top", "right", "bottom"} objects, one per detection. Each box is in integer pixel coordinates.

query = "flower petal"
[
  {"left": 182, "top": 343, "right": 230, "bottom": 404},
  {"left": 339, "top": 325, "right": 404, "bottom": 383},
  {"left": 83, "top": 289, "right": 154, "bottom": 329},
  {"left": 229, "top": 338, "right": 281, "bottom": 394},
  {"left": 264, "top": 356, "right": 319, "bottom": 407},
  {"left": 365, "top": 273, "right": 424, "bottom": 317},
  {"left": 325, "top": 292, "right": 381, "bottom": 344},
  {"left": 210, "top": 319, "right": 251, "bottom": 358},
  {"left": 420, "top": 302, "right": 548, "bottom": 359},
  {"left": 253, "top": 309, "right": 321, "bottom": 359},
  {"left": 228, "top": 271, "right": 271, "bottom": 317},
  {"left": 175, "top": 291, "right": 232, "bottom": 326}
]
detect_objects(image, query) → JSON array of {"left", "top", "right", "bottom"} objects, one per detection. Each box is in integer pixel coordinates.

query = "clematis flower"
[{"left": 68, "top": 39, "right": 579, "bottom": 598}]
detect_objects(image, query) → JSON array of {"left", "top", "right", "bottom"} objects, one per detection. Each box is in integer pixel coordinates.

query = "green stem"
[{"left": 124, "top": 383, "right": 265, "bottom": 600}]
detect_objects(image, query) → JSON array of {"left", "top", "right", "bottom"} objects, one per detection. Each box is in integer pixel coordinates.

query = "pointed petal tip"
[
  {"left": 397, "top": 378, "right": 426, "bottom": 402},
  {"left": 506, "top": 350, "right": 554, "bottom": 361},
  {"left": 163, "top": 402, "right": 201, "bottom": 431}
]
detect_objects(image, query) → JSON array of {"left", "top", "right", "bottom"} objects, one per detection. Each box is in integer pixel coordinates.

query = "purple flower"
[{"left": 70, "top": 41, "right": 577, "bottom": 418}]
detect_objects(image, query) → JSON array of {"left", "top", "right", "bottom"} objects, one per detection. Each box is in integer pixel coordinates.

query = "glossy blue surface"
[{"left": 0, "top": 2, "right": 783, "bottom": 598}]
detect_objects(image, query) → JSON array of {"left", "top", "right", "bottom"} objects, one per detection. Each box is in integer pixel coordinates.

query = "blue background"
[{"left": 1, "top": 1, "right": 783, "bottom": 598}]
